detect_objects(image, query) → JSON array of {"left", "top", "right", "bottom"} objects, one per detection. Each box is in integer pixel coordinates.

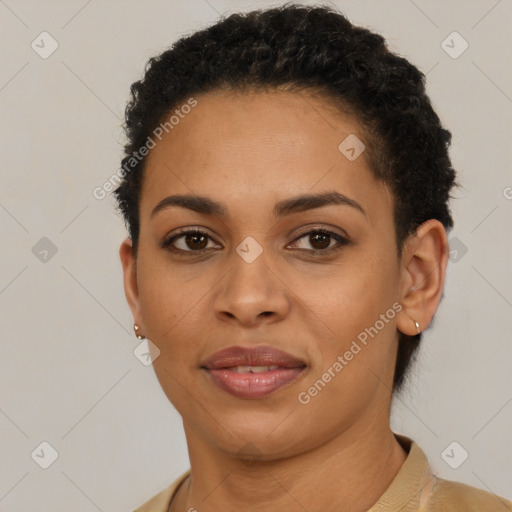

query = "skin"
[{"left": 120, "top": 89, "right": 449, "bottom": 511}]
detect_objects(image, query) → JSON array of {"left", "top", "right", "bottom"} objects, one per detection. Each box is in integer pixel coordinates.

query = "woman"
[{"left": 115, "top": 4, "right": 512, "bottom": 511}]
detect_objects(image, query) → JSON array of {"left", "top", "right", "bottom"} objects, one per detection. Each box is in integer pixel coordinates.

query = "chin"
[{"left": 205, "top": 409, "right": 309, "bottom": 458}]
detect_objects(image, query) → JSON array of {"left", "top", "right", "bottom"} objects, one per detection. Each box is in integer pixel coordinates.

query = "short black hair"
[{"left": 113, "top": 3, "right": 457, "bottom": 392}]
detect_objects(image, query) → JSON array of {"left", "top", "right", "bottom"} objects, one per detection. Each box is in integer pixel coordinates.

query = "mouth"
[{"left": 201, "top": 346, "right": 307, "bottom": 399}]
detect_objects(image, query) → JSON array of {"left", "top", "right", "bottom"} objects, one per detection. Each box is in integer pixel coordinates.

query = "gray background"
[{"left": 1, "top": 0, "right": 511, "bottom": 510}]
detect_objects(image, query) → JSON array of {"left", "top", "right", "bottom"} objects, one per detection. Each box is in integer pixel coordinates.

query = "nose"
[{"left": 213, "top": 249, "right": 290, "bottom": 327}]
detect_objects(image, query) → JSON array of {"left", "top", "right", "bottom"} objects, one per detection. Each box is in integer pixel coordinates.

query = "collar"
[
  {"left": 135, "top": 434, "right": 435, "bottom": 512},
  {"left": 367, "top": 434, "right": 436, "bottom": 511}
]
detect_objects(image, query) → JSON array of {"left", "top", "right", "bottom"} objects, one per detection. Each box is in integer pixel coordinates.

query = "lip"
[{"left": 201, "top": 345, "right": 307, "bottom": 399}]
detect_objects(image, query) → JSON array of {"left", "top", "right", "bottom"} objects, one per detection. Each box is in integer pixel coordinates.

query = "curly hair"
[{"left": 113, "top": 3, "right": 457, "bottom": 392}]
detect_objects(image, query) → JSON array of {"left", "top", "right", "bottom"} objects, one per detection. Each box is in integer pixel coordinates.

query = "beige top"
[{"left": 132, "top": 435, "right": 512, "bottom": 511}]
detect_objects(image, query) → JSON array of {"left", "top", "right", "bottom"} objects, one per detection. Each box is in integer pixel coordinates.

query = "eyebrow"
[{"left": 150, "top": 191, "right": 366, "bottom": 219}]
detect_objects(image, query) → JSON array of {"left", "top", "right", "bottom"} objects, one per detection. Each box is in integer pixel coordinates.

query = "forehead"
[
  {"left": 140, "top": 89, "right": 390, "bottom": 221},
  {"left": 148, "top": 88, "right": 363, "bottom": 162}
]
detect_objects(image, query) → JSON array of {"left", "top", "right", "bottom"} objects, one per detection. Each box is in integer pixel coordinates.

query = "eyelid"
[{"left": 291, "top": 224, "right": 349, "bottom": 242}]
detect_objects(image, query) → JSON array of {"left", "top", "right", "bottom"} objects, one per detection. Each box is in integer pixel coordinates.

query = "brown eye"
[
  {"left": 161, "top": 229, "right": 220, "bottom": 253},
  {"left": 309, "top": 231, "right": 331, "bottom": 250},
  {"left": 184, "top": 232, "right": 208, "bottom": 250},
  {"left": 290, "top": 229, "right": 349, "bottom": 254}
]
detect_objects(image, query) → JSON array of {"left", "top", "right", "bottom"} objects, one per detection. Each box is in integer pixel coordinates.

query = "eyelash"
[{"left": 160, "top": 227, "right": 349, "bottom": 256}]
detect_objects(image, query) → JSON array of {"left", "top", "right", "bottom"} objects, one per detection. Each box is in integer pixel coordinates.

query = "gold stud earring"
[
  {"left": 134, "top": 324, "right": 146, "bottom": 340},
  {"left": 414, "top": 321, "right": 421, "bottom": 334}
]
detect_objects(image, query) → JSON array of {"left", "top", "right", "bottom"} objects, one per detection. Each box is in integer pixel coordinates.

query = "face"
[{"left": 122, "top": 89, "right": 408, "bottom": 459}]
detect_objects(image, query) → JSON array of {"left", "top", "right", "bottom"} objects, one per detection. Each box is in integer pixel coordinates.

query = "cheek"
[
  {"left": 294, "top": 252, "right": 397, "bottom": 336},
  {"left": 136, "top": 258, "right": 205, "bottom": 406},
  {"left": 294, "top": 248, "right": 400, "bottom": 384},
  {"left": 292, "top": 280, "right": 399, "bottom": 437},
  {"left": 136, "top": 248, "right": 203, "bottom": 336}
]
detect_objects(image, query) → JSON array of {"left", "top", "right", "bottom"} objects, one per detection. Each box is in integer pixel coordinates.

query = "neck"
[{"left": 170, "top": 418, "right": 407, "bottom": 512}]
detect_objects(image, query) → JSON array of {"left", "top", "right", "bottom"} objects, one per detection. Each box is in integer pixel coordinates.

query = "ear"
[
  {"left": 396, "top": 219, "right": 449, "bottom": 336},
  {"left": 119, "top": 237, "right": 144, "bottom": 331}
]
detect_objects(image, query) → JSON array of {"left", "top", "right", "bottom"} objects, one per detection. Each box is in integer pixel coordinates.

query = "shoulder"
[
  {"left": 379, "top": 434, "right": 512, "bottom": 512},
  {"left": 428, "top": 476, "right": 512, "bottom": 511},
  {"left": 132, "top": 470, "right": 190, "bottom": 512}
]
